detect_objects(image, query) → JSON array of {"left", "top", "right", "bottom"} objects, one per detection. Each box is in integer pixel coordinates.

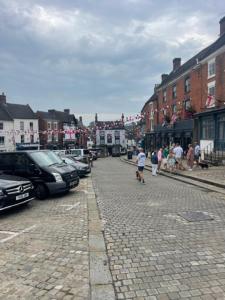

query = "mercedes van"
[{"left": 0, "top": 151, "right": 79, "bottom": 200}]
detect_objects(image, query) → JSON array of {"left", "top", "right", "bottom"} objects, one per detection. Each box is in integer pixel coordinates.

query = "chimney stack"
[
  {"left": 0, "top": 92, "right": 6, "bottom": 104},
  {"left": 64, "top": 109, "right": 70, "bottom": 114},
  {"left": 220, "top": 16, "right": 225, "bottom": 36},
  {"left": 161, "top": 74, "right": 168, "bottom": 82},
  {"left": 173, "top": 58, "right": 181, "bottom": 71}
]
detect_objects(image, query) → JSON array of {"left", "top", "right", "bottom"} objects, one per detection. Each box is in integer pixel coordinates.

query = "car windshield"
[
  {"left": 30, "top": 151, "right": 63, "bottom": 167},
  {"left": 64, "top": 157, "right": 74, "bottom": 164},
  {"left": 70, "top": 149, "right": 81, "bottom": 156}
]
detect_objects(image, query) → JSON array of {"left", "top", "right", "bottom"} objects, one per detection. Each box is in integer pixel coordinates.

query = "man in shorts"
[
  {"left": 136, "top": 148, "right": 146, "bottom": 184},
  {"left": 173, "top": 143, "right": 185, "bottom": 170}
]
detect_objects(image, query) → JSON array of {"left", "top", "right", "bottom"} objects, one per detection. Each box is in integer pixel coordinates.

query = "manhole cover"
[{"left": 178, "top": 211, "right": 214, "bottom": 222}]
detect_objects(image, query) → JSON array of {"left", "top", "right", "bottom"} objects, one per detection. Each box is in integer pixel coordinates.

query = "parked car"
[
  {"left": 68, "top": 149, "right": 89, "bottom": 164},
  {"left": 0, "top": 151, "right": 79, "bottom": 200},
  {"left": 0, "top": 174, "right": 34, "bottom": 211},
  {"left": 61, "top": 156, "right": 91, "bottom": 177}
]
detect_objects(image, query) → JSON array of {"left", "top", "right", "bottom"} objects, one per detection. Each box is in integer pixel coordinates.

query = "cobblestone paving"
[
  {"left": 0, "top": 179, "right": 90, "bottom": 300},
  {"left": 92, "top": 157, "right": 225, "bottom": 300}
]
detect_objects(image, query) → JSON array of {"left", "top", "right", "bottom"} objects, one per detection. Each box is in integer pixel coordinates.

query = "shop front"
[
  {"left": 195, "top": 107, "right": 225, "bottom": 151},
  {"left": 145, "top": 119, "right": 194, "bottom": 152}
]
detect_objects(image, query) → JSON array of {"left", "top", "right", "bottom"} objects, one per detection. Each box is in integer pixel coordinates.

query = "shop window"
[
  {"left": 208, "top": 58, "right": 216, "bottom": 78},
  {"left": 202, "top": 117, "right": 215, "bottom": 139},
  {"left": 184, "top": 77, "right": 190, "bottom": 93},
  {"left": 30, "top": 135, "right": 34, "bottom": 143}
]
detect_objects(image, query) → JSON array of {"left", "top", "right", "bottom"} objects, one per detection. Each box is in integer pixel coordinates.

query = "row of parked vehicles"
[{"left": 0, "top": 150, "right": 92, "bottom": 212}]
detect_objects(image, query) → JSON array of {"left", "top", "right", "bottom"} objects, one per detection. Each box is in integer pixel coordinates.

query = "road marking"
[
  {"left": 0, "top": 225, "right": 37, "bottom": 243},
  {"left": 60, "top": 202, "right": 80, "bottom": 211}
]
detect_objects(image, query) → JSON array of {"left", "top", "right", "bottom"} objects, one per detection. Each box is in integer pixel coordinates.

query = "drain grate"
[{"left": 178, "top": 211, "right": 214, "bottom": 222}]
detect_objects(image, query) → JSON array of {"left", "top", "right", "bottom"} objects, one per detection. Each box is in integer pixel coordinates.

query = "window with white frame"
[
  {"left": 184, "top": 77, "right": 190, "bottom": 93},
  {"left": 208, "top": 58, "right": 216, "bottom": 78},
  {"left": 20, "top": 121, "right": 24, "bottom": 131},
  {"left": 47, "top": 122, "right": 51, "bottom": 130},
  {"left": 30, "top": 122, "right": 33, "bottom": 130},
  {"left": 208, "top": 81, "right": 216, "bottom": 97},
  {"left": 0, "top": 136, "right": 4, "bottom": 145},
  {"left": 54, "top": 122, "right": 58, "bottom": 130},
  {"left": 0, "top": 123, "right": 3, "bottom": 130}
]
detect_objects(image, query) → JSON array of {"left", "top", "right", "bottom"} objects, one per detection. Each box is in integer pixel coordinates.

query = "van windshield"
[{"left": 30, "top": 151, "right": 63, "bottom": 167}]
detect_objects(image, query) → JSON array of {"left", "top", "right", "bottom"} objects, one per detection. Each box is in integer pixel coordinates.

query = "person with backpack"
[{"left": 151, "top": 151, "right": 158, "bottom": 176}]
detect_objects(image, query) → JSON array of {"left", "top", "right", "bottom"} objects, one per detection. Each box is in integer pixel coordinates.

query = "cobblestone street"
[
  {"left": 92, "top": 158, "right": 225, "bottom": 300},
  {"left": 0, "top": 179, "right": 90, "bottom": 300}
]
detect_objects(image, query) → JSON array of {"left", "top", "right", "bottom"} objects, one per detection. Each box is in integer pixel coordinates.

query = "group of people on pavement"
[{"left": 136, "top": 142, "right": 201, "bottom": 183}]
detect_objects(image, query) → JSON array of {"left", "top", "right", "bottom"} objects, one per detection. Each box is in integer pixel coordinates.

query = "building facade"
[
  {"left": 37, "top": 109, "right": 78, "bottom": 149},
  {"left": 142, "top": 16, "right": 225, "bottom": 153},
  {"left": 95, "top": 114, "right": 126, "bottom": 155},
  {"left": 0, "top": 93, "right": 39, "bottom": 151}
]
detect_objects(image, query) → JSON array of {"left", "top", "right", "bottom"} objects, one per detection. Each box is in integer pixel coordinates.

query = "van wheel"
[{"left": 35, "top": 184, "right": 48, "bottom": 200}]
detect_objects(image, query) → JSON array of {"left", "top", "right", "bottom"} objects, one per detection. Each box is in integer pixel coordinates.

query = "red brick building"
[{"left": 143, "top": 16, "right": 225, "bottom": 152}]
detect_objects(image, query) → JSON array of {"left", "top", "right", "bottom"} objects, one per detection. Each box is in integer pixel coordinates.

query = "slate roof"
[
  {"left": 95, "top": 121, "right": 125, "bottom": 129},
  {"left": 37, "top": 110, "right": 77, "bottom": 124},
  {"left": 158, "top": 32, "right": 225, "bottom": 89},
  {"left": 0, "top": 103, "right": 37, "bottom": 120}
]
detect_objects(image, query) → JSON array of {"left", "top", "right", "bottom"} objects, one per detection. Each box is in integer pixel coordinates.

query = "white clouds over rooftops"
[{"left": 0, "top": 0, "right": 224, "bottom": 121}]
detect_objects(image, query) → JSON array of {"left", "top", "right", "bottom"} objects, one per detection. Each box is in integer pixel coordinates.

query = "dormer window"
[{"left": 172, "top": 85, "right": 177, "bottom": 99}]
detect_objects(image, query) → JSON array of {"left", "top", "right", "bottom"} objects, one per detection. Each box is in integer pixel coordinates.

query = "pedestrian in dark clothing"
[{"left": 151, "top": 151, "right": 158, "bottom": 176}]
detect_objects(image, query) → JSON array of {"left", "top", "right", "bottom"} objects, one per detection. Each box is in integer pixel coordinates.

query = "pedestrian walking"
[
  {"left": 157, "top": 148, "right": 163, "bottom": 171},
  {"left": 162, "top": 145, "right": 169, "bottom": 169},
  {"left": 151, "top": 151, "right": 158, "bottom": 176},
  {"left": 194, "top": 142, "right": 201, "bottom": 167},
  {"left": 187, "top": 144, "right": 194, "bottom": 171},
  {"left": 173, "top": 143, "right": 185, "bottom": 170},
  {"left": 167, "top": 150, "right": 176, "bottom": 173},
  {"left": 136, "top": 148, "right": 146, "bottom": 184}
]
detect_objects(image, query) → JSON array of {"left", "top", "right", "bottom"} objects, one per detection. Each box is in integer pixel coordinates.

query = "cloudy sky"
[{"left": 0, "top": 0, "right": 224, "bottom": 124}]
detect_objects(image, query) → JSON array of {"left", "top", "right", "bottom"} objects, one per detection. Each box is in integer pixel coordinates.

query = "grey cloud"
[{"left": 0, "top": 0, "right": 224, "bottom": 123}]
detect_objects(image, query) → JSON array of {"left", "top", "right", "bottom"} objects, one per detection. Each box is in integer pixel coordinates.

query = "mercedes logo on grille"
[{"left": 19, "top": 186, "right": 24, "bottom": 193}]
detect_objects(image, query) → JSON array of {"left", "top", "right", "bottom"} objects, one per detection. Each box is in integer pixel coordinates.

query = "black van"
[
  {"left": 0, "top": 151, "right": 79, "bottom": 200},
  {"left": 0, "top": 174, "right": 34, "bottom": 211}
]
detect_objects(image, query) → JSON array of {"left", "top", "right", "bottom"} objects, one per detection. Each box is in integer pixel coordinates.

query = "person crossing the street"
[{"left": 136, "top": 148, "right": 146, "bottom": 184}]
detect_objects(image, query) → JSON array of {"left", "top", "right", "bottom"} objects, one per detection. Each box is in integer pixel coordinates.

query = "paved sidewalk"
[{"left": 126, "top": 156, "right": 225, "bottom": 188}]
